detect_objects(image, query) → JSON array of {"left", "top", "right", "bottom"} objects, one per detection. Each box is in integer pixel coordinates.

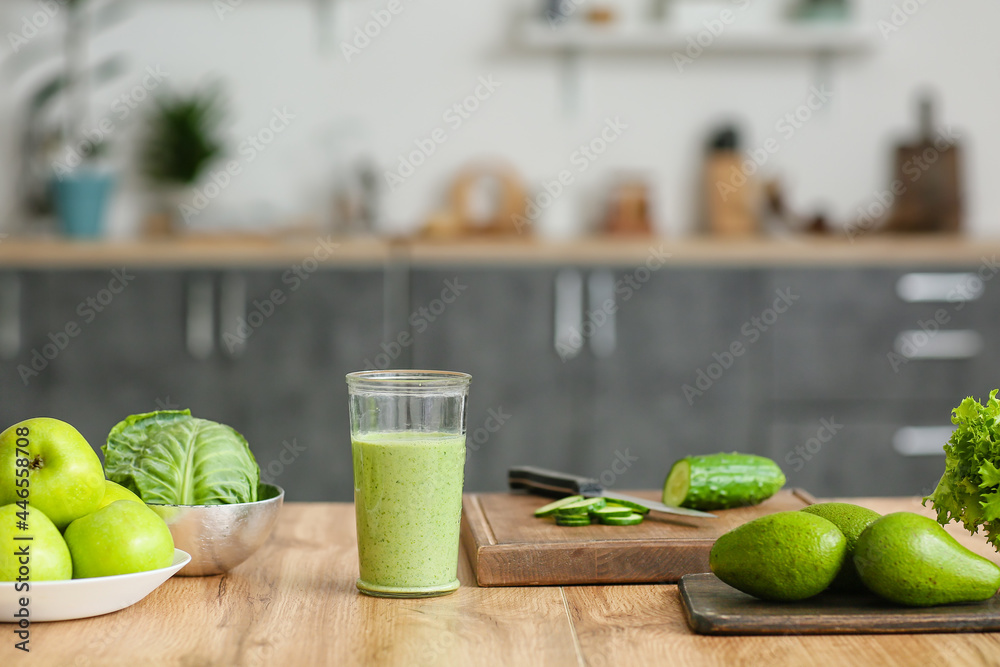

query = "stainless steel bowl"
[{"left": 147, "top": 484, "right": 284, "bottom": 576}]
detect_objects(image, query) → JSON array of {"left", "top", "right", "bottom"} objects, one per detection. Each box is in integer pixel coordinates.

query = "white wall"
[{"left": 0, "top": 0, "right": 998, "bottom": 238}]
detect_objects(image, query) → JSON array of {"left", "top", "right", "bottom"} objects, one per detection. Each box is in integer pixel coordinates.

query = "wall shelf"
[{"left": 515, "top": 20, "right": 877, "bottom": 56}]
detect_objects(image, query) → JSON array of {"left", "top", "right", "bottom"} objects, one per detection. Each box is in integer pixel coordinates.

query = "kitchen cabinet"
[
  {"left": 764, "top": 266, "right": 1000, "bottom": 496},
  {"left": 408, "top": 268, "right": 589, "bottom": 492},
  {"left": 587, "top": 268, "right": 769, "bottom": 491},
  {"left": 0, "top": 268, "right": 384, "bottom": 502},
  {"left": 2, "top": 256, "right": 994, "bottom": 501},
  {"left": 408, "top": 266, "right": 769, "bottom": 493}
]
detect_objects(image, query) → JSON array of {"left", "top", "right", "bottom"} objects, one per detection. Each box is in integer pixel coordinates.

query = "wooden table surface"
[{"left": 7, "top": 497, "right": 1000, "bottom": 666}]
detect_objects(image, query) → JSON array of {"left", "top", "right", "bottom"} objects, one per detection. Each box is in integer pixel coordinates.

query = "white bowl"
[{"left": 0, "top": 549, "right": 190, "bottom": 622}]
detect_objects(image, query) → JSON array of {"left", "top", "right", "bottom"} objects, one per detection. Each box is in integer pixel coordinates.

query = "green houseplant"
[{"left": 140, "top": 87, "right": 227, "bottom": 232}]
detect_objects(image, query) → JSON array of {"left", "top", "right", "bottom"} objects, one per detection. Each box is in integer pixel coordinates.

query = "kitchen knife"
[{"left": 508, "top": 466, "right": 717, "bottom": 519}]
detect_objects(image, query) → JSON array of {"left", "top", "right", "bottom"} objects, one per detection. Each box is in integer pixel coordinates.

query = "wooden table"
[{"left": 9, "top": 498, "right": 1000, "bottom": 666}]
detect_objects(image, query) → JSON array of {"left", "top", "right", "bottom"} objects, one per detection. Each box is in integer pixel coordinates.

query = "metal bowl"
[{"left": 147, "top": 484, "right": 284, "bottom": 576}]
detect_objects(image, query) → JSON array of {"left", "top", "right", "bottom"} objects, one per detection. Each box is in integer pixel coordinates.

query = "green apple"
[
  {"left": 0, "top": 418, "right": 105, "bottom": 529},
  {"left": 64, "top": 500, "right": 174, "bottom": 578},
  {"left": 96, "top": 480, "right": 144, "bottom": 509},
  {"left": 0, "top": 504, "right": 72, "bottom": 581}
]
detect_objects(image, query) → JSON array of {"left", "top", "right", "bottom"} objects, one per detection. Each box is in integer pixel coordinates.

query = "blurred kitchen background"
[{"left": 0, "top": 0, "right": 997, "bottom": 501}]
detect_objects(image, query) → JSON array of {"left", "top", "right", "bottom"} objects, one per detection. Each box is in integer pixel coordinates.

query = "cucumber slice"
[
  {"left": 600, "top": 513, "right": 645, "bottom": 526},
  {"left": 602, "top": 498, "right": 651, "bottom": 515},
  {"left": 556, "top": 497, "right": 607, "bottom": 516},
  {"left": 662, "top": 452, "right": 786, "bottom": 511},
  {"left": 533, "top": 495, "right": 584, "bottom": 518},
  {"left": 555, "top": 515, "right": 592, "bottom": 526},
  {"left": 590, "top": 506, "right": 632, "bottom": 518}
]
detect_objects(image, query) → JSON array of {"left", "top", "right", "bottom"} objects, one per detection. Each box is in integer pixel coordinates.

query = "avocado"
[
  {"left": 854, "top": 512, "right": 1000, "bottom": 607},
  {"left": 800, "top": 502, "right": 881, "bottom": 592},
  {"left": 710, "top": 511, "right": 846, "bottom": 601}
]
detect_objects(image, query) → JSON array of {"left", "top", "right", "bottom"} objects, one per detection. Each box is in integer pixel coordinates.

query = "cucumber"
[
  {"left": 603, "top": 498, "right": 651, "bottom": 515},
  {"left": 590, "top": 506, "right": 632, "bottom": 519},
  {"left": 555, "top": 514, "right": 592, "bottom": 526},
  {"left": 533, "top": 495, "right": 584, "bottom": 517},
  {"left": 600, "top": 513, "right": 645, "bottom": 526},
  {"left": 555, "top": 497, "right": 607, "bottom": 516},
  {"left": 663, "top": 452, "right": 785, "bottom": 511}
]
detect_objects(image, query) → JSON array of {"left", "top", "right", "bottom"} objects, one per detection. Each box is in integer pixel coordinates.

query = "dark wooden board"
[
  {"left": 679, "top": 573, "right": 1000, "bottom": 635},
  {"left": 461, "top": 489, "right": 814, "bottom": 587}
]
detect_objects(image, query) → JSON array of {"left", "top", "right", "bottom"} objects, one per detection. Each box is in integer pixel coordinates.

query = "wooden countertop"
[
  {"left": 2, "top": 235, "right": 1000, "bottom": 269},
  {"left": 12, "top": 497, "right": 1000, "bottom": 666}
]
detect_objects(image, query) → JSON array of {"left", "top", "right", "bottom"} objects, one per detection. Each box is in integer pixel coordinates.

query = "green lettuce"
[
  {"left": 924, "top": 390, "right": 1000, "bottom": 548},
  {"left": 103, "top": 410, "right": 260, "bottom": 505}
]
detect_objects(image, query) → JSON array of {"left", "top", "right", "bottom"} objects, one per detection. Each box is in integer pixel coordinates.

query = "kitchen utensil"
[
  {"left": 461, "top": 489, "right": 815, "bottom": 586},
  {"left": 147, "top": 484, "right": 283, "bottom": 576},
  {"left": 508, "top": 466, "right": 717, "bottom": 518},
  {"left": 884, "top": 95, "right": 962, "bottom": 234},
  {"left": 679, "top": 573, "right": 1000, "bottom": 635}
]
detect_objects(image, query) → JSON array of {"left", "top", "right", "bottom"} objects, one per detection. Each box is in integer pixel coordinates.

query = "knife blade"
[{"left": 508, "top": 466, "right": 717, "bottom": 519}]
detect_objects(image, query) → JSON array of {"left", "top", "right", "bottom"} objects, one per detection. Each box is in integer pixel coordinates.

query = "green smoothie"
[{"left": 352, "top": 431, "right": 466, "bottom": 597}]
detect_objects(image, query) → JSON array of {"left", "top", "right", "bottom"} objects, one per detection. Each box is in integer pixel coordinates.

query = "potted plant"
[
  {"left": 13, "top": 0, "right": 127, "bottom": 238},
  {"left": 140, "top": 86, "right": 227, "bottom": 234}
]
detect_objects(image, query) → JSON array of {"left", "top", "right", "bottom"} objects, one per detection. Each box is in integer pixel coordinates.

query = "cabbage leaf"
[{"left": 103, "top": 410, "right": 260, "bottom": 505}]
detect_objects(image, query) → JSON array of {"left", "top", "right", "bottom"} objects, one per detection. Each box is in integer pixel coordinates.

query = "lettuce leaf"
[
  {"left": 103, "top": 410, "right": 260, "bottom": 505},
  {"left": 924, "top": 389, "right": 1000, "bottom": 548}
]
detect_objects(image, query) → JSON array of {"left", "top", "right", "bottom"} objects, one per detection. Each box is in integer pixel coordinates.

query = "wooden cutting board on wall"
[{"left": 460, "top": 489, "right": 815, "bottom": 587}]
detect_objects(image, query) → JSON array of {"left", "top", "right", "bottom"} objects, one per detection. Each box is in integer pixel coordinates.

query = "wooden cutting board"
[
  {"left": 460, "top": 489, "right": 814, "bottom": 586},
  {"left": 679, "top": 573, "right": 1000, "bottom": 635}
]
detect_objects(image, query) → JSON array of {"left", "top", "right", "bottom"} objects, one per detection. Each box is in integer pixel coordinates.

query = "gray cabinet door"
[
  {"left": 195, "top": 268, "right": 384, "bottom": 502},
  {"left": 0, "top": 269, "right": 185, "bottom": 459},
  {"left": 409, "top": 268, "right": 588, "bottom": 492},
  {"left": 588, "top": 268, "right": 769, "bottom": 491}
]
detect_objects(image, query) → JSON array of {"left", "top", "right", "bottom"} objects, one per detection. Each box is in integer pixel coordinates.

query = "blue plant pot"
[{"left": 52, "top": 172, "right": 114, "bottom": 239}]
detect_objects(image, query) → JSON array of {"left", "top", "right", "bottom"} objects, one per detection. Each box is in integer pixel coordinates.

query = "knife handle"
[{"left": 508, "top": 466, "right": 603, "bottom": 498}]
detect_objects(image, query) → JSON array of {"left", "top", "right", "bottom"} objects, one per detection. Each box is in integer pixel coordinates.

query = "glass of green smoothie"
[{"left": 346, "top": 369, "right": 471, "bottom": 598}]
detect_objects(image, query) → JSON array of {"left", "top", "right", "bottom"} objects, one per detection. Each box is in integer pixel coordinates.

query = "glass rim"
[{"left": 346, "top": 369, "right": 472, "bottom": 388}]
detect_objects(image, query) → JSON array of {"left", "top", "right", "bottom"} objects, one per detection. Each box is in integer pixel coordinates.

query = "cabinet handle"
[
  {"left": 893, "top": 329, "right": 983, "bottom": 360},
  {"left": 0, "top": 274, "right": 20, "bottom": 359},
  {"left": 896, "top": 273, "right": 983, "bottom": 303},
  {"left": 554, "top": 269, "right": 583, "bottom": 360},
  {"left": 219, "top": 273, "right": 248, "bottom": 359},
  {"left": 587, "top": 270, "right": 616, "bottom": 358},
  {"left": 185, "top": 275, "right": 215, "bottom": 360},
  {"left": 892, "top": 426, "right": 951, "bottom": 456}
]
